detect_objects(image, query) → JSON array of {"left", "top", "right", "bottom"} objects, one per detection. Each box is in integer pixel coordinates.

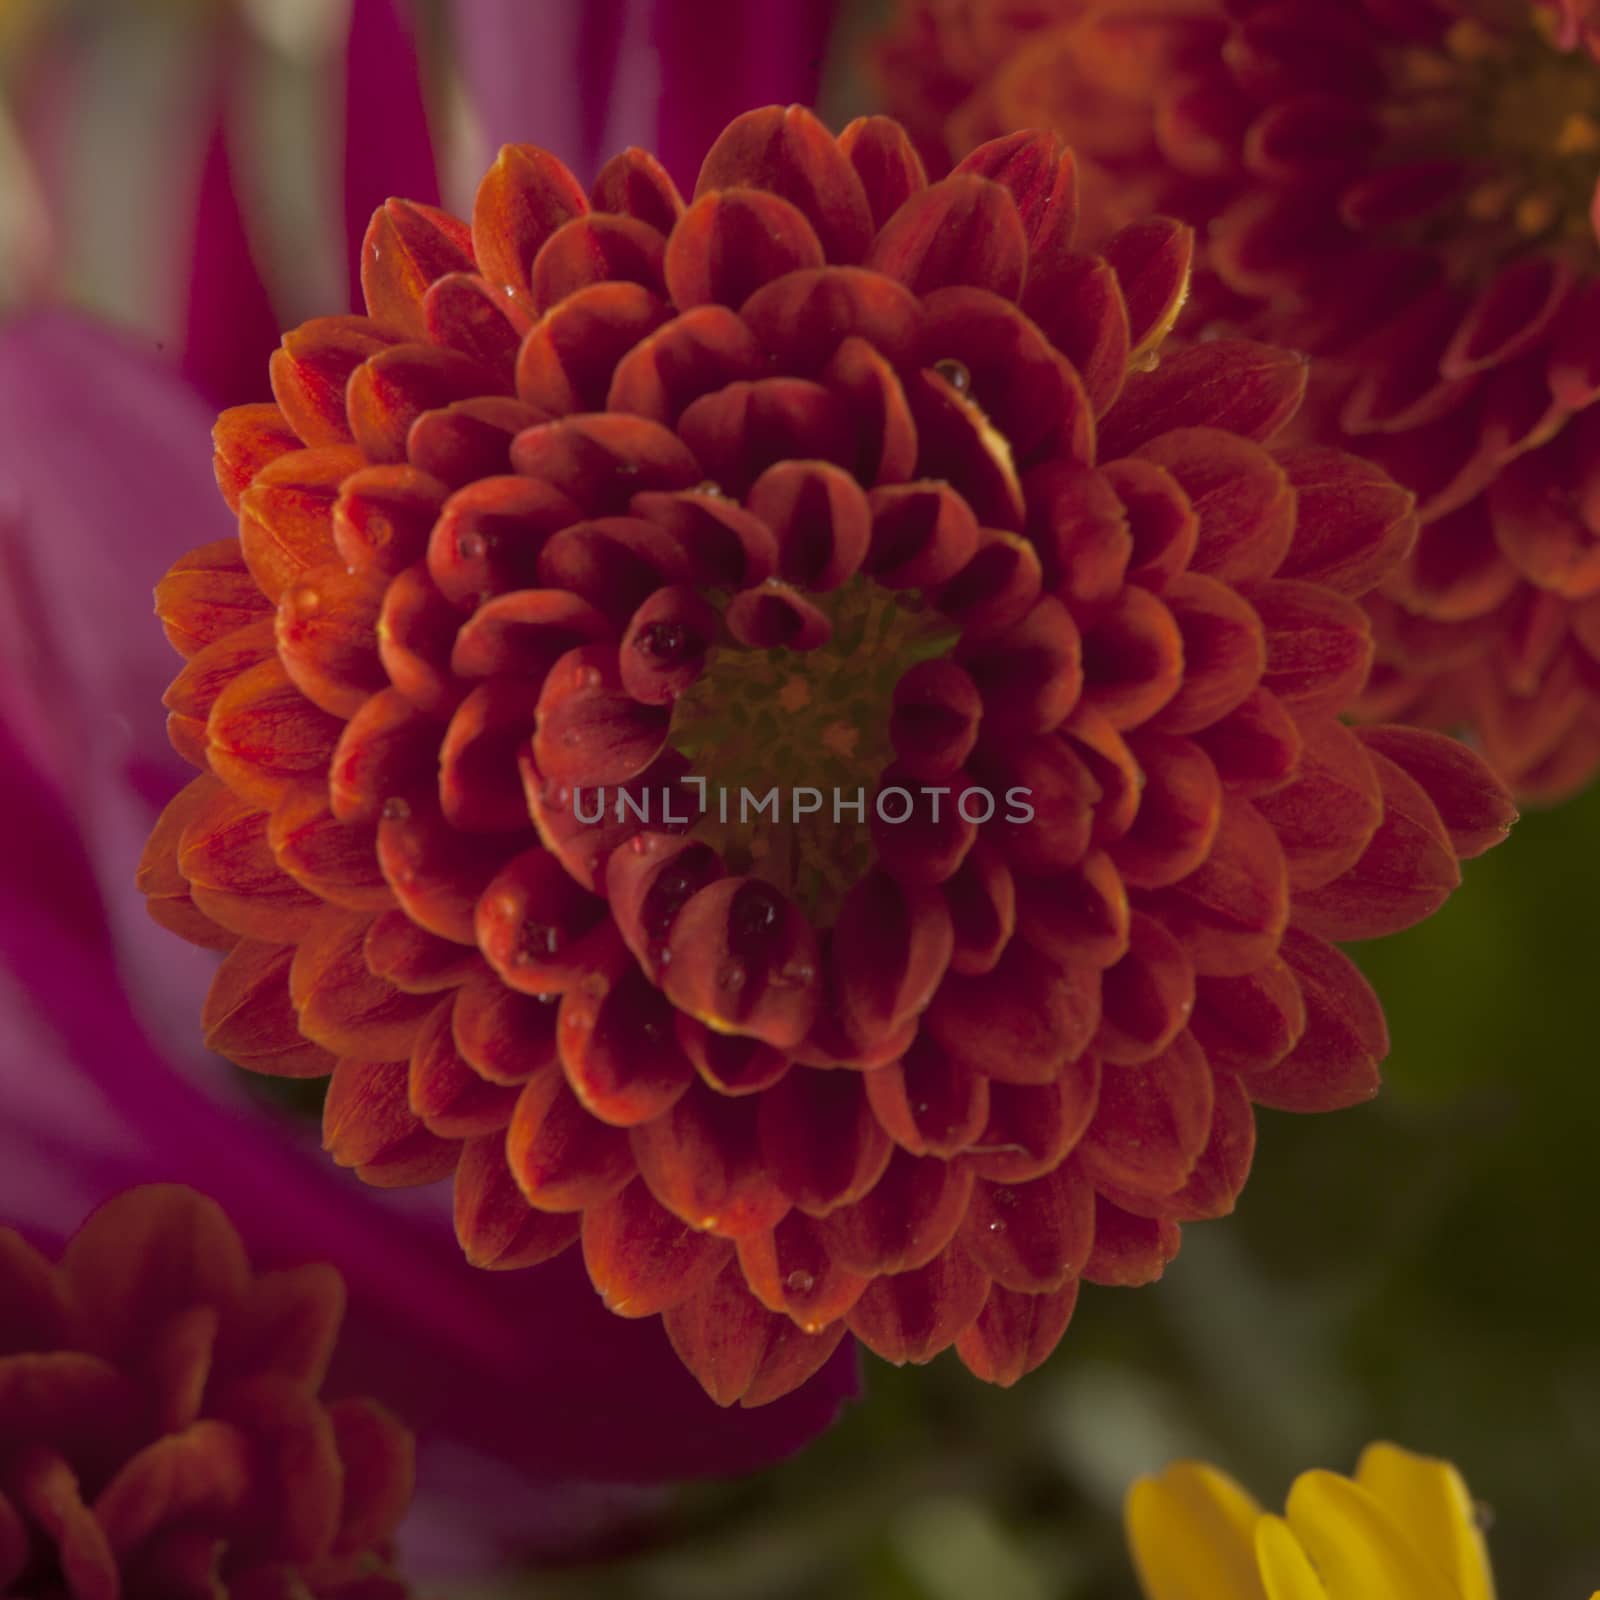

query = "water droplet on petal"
[
  {"left": 458, "top": 530, "right": 488, "bottom": 560},
  {"left": 717, "top": 960, "right": 747, "bottom": 993},
  {"left": 933, "top": 357, "right": 972, "bottom": 394},
  {"left": 784, "top": 1269, "right": 816, "bottom": 1294},
  {"left": 380, "top": 796, "right": 411, "bottom": 821}
]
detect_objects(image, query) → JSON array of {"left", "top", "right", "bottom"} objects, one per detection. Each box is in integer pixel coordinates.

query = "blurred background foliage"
[{"left": 4, "top": 2, "right": 1598, "bottom": 1596}]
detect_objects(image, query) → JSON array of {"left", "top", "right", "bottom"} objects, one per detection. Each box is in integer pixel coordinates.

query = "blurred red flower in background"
[
  {"left": 871, "top": 0, "right": 1600, "bottom": 799},
  {"left": 1, "top": 1184, "right": 416, "bottom": 1599},
  {"left": 139, "top": 99, "right": 1512, "bottom": 1407}
]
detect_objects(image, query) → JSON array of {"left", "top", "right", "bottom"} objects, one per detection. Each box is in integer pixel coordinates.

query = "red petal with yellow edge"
[
  {"left": 155, "top": 538, "right": 273, "bottom": 662},
  {"left": 695, "top": 105, "right": 874, "bottom": 265},
  {"left": 590, "top": 146, "right": 684, "bottom": 232},
  {"left": 408, "top": 997, "right": 521, "bottom": 1139},
  {"left": 664, "top": 188, "right": 826, "bottom": 310},
  {"left": 517, "top": 282, "right": 673, "bottom": 416},
  {"left": 632, "top": 1083, "right": 790, "bottom": 1237},
  {"left": 1081, "top": 1196, "right": 1180, "bottom": 1286},
  {"left": 582, "top": 1178, "right": 732, "bottom": 1318},
  {"left": 1290, "top": 746, "right": 1459, "bottom": 941},
  {"left": 1274, "top": 446, "right": 1417, "bottom": 596},
  {"left": 1078, "top": 1031, "right": 1214, "bottom": 1198},
  {"left": 845, "top": 1244, "right": 990, "bottom": 1364},
  {"left": 360, "top": 198, "right": 474, "bottom": 339},
  {"left": 506, "top": 1070, "right": 635, "bottom": 1212},
  {"left": 737, "top": 1210, "right": 868, "bottom": 1330},
  {"left": 203, "top": 941, "right": 335, "bottom": 1077},
  {"left": 758, "top": 1067, "right": 893, "bottom": 1217},
  {"left": 1245, "top": 927, "right": 1385, "bottom": 1112},
  {"left": 742, "top": 267, "right": 921, "bottom": 376},
  {"left": 290, "top": 912, "right": 438, "bottom": 1059},
  {"left": 559, "top": 958, "right": 695, "bottom": 1127},
  {"left": 237, "top": 447, "right": 361, "bottom": 603},
  {"left": 1092, "top": 911, "right": 1195, "bottom": 1065},
  {"left": 530, "top": 214, "right": 668, "bottom": 312},
  {"left": 1253, "top": 717, "right": 1383, "bottom": 892},
  {"left": 1355, "top": 725, "right": 1515, "bottom": 860},
  {"left": 1145, "top": 793, "right": 1290, "bottom": 978},
  {"left": 864, "top": 1033, "right": 992, "bottom": 1158},
  {"left": 956, "top": 1279, "right": 1079, "bottom": 1386},
  {"left": 815, "top": 1148, "right": 974, "bottom": 1276},
  {"left": 1100, "top": 217, "right": 1194, "bottom": 361},
  {"left": 470, "top": 144, "right": 587, "bottom": 300},
  {"left": 346, "top": 343, "right": 509, "bottom": 466},
  {"left": 453, "top": 1134, "right": 581, "bottom": 1269},
  {"left": 274, "top": 563, "right": 388, "bottom": 719},
  {"left": 868, "top": 174, "right": 1028, "bottom": 300},
  {"left": 423, "top": 270, "right": 531, "bottom": 381},
  {"left": 213, "top": 403, "right": 301, "bottom": 514},
  {"left": 269, "top": 317, "right": 402, "bottom": 447},
  {"left": 1132, "top": 427, "right": 1295, "bottom": 583},
  {"left": 663, "top": 1261, "right": 848, "bottom": 1407},
  {"left": 925, "top": 936, "right": 1100, "bottom": 1085},
  {"left": 963, "top": 1057, "right": 1101, "bottom": 1184},
  {"left": 451, "top": 969, "right": 558, "bottom": 1085},
  {"left": 960, "top": 1157, "right": 1095, "bottom": 1293},
  {"left": 1250, "top": 579, "right": 1374, "bottom": 715},
  {"left": 332, "top": 465, "right": 448, "bottom": 577},
  {"left": 838, "top": 114, "right": 927, "bottom": 230}
]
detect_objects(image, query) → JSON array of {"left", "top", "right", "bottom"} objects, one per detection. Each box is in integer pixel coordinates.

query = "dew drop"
[
  {"left": 513, "top": 922, "right": 563, "bottom": 965},
  {"left": 537, "top": 990, "right": 559, "bottom": 1004},
  {"left": 933, "top": 358, "right": 972, "bottom": 394},
  {"left": 693, "top": 479, "right": 725, "bottom": 497},
  {"left": 457, "top": 529, "right": 488, "bottom": 560},
  {"left": 716, "top": 960, "right": 747, "bottom": 992},
  {"left": 639, "top": 621, "right": 686, "bottom": 659},
  {"left": 580, "top": 666, "right": 603, "bottom": 688},
  {"left": 288, "top": 583, "right": 322, "bottom": 616},
  {"left": 784, "top": 1269, "right": 816, "bottom": 1295},
  {"left": 987, "top": 1219, "right": 1007, "bottom": 1235},
  {"left": 380, "top": 796, "right": 411, "bottom": 821},
  {"left": 616, "top": 460, "right": 640, "bottom": 478}
]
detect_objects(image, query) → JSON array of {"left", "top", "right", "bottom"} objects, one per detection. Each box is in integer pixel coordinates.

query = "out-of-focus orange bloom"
[
  {"left": 874, "top": 0, "right": 1600, "bottom": 798},
  {"left": 0, "top": 1184, "right": 415, "bottom": 1598}
]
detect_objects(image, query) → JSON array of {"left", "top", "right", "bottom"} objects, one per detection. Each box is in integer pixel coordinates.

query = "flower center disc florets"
[
  {"left": 668, "top": 577, "right": 959, "bottom": 923},
  {"left": 1389, "top": 5, "right": 1600, "bottom": 255}
]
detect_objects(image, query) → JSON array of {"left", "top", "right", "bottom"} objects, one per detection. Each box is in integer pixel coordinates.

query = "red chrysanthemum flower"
[
  {"left": 1, "top": 1185, "right": 414, "bottom": 1599},
  {"left": 874, "top": 0, "right": 1600, "bottom": 798},
  {"left": 139, "top": 105, "right": 1512, "bottom": 1407}
]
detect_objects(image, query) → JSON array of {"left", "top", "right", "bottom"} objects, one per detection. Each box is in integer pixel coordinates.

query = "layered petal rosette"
[
  {"left": 141, "top": 106, "right": 1512, "bottom": 1406},
  {"left": 0, "top": 1185, "right": 414, "bottom": 1599},
  {"left": 875, "top": 0, "right": 1600, "bottom": 798}
]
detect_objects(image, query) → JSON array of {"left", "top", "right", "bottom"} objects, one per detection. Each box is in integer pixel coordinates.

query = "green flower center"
[
  {"left": 668, "top": 578, "right": 960, "bottom": 924},
  {"left": 1392, "top": 10, "right": 1600, "bottom": 256}
]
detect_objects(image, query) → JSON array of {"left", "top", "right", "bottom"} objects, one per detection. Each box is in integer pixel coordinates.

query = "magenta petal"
[
  {"left": 343, "top": 0, "right": 442, "bottom": 310},
  {"left": 0, "top": 309, "right": 223, "bottom": 1057},
  {"left": 181, "top": 92, "right": 283, "bottom": 410}
]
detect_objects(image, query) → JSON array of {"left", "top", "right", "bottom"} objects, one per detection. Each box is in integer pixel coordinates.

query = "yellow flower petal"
[
  {"left": 1285, "top": 1469, "right": 1458, "bottom": 1600},
  {"left": 1125, "top": 1461, "right": 1269, "bottom": 1600},
  {"left": 1354, "top": 1442, "right": 1495, "bottom": 1600},
  {"left": 1256, "top": 1514, "right": 1331, "bottom": 1600}
]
